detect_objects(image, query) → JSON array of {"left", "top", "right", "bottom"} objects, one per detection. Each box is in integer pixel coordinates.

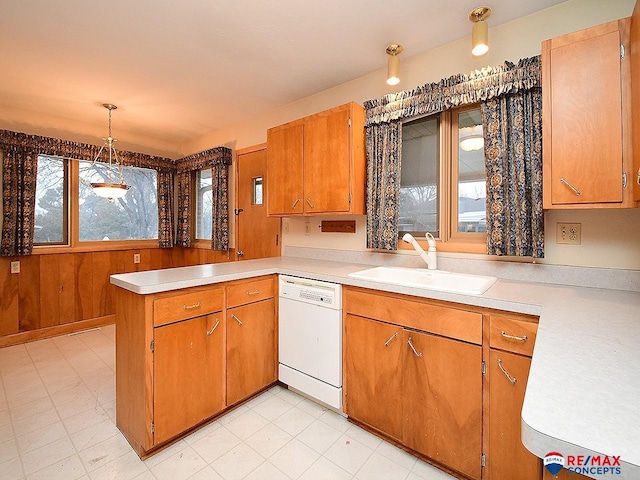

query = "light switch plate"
[{"left": 557, "top": 223, "right": 581, "bottom": 245}]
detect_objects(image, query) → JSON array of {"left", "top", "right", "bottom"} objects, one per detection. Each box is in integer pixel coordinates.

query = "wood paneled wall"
[{"left": 0, "top": 247, "right": 234, "bottom": 345}]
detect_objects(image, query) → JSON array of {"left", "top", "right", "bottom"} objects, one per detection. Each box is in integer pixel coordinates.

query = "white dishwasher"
[{"left": 278, "top": 275, "right": 343, "bottom": 410}]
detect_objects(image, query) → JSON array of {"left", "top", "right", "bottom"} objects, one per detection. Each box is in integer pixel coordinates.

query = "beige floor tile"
[
  {"left": 323, "top": 434, "right": 374, "bottom": 475},
  {"left": 355, "top": 451, "right": 410, "bottom": 480},
  {"left": 269, "top": 438, "right": 321, "bottom": 479},
  {"left": 149, "top": 445, "right": 208, "bottom": 480},
  {"left": 25, "top": 453, "right": 87, "bottom": 480},
  {"left": 244, "top": 423, "right": 293, "bottom": 458},
  {"left": 210, "top": 443, "right": 264, "bottom": 480}
]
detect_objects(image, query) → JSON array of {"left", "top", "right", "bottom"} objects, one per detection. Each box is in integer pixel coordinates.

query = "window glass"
[
  {"left": 34, "top": 155, "right": 67, "bottom": 244},
  {"left": 78, "top": 161, "right": 158, "bottom": 241},
  {"left": 195, "top": 168, "right": 212, "bottom": 240},
  {"left": 457, "top": 108, "right": 487, "bottom": 233},
  {"left": 400, "top": 115, "right": 440, "bottom": 237},
  {"left": 253, "top": 177, "right": 263, "bottom": 205}
]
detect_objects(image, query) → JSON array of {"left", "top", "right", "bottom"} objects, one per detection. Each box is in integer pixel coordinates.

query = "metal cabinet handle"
[
  {"left": 306, "top": 197, "right": 315, "bottom": 208},
  {"left": 560, "top": 177, "right": 581, "bottom": 196},
  {"left": 497, "top": 359, "right": 517, "bottom": 384},
  {"left": 291, "top": 198, "right": 300, "bottom": 209},
  {"left": 246, "top": 289, "right": 260, "bottom": 296},
  {"left": 183, "top": 302, "right": 201, "bottom": 310},
  {"left": 407, "top": 336, "right": 423, "bottom": 358},
  {"left": 500, "top": 330, "right": 527, "bottom": 342},
  {"left": 206, "top": 319, "right": 220, "bottom": 336},
  {"left": 384, "top": 332, "right": 398, "bottom": 347},
  {"left": 231, "top": 313, "right": 243, "bottom": 326}
]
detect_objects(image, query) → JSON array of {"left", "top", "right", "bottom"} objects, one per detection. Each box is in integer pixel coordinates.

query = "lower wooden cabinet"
[
  {"left": 343, "top": 288, "right": 483, "bottom": 480},
  {"left": 344, "top": 288, "right": 542, "bottom": 480},
  {"left": 487, "top": 350, "right": 539, "bottom": 479},
  {"left": 153, "top": 313, "right": 225, "bottom": 444},
  {"left": 115, "top": 275, "right": 277, "bottom": 457},
  {"left": 227, "top": 298, "right": 277, "bottom": 405}
]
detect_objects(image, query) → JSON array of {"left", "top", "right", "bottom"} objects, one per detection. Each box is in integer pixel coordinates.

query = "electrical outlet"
[
  {"left": 304, "top": 222, "right": 311, "bottom": 236},
  {"left": 557, "top": 223, "right": 581, "bottom": 245},
  {"left": 283, "top": 220, "right": 289, "bottom": 234},
  {"left": 10, "top": 261, "right": 20, "bottom": 274},
  {"left": 133, "top": 253, "right": 141, "bottom": 264}
]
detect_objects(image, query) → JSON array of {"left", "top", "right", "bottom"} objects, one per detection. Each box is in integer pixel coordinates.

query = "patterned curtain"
[
  {"left": 175, "top": 171, "right": 192, "bottom": 247},
  {"left": 365, "top": 122, "right": 401, "bottom": 250},
  {"left": 174, "top": 147, "right": 232, "bottom": 250},
  {"left": 482, "top": 89, "right": 544, "bottom": 258},
  {"left": 363, "top": 56, "right": 542, "bottom": 252},
  {"left": 157, "top": 171, "right": 174, "bottom": 248},
  {"left": 1, "top": 145, "right": 38, "bottom": 256},
  {"left": 0, "top": 129, "right": 176, "bottom": 250}
]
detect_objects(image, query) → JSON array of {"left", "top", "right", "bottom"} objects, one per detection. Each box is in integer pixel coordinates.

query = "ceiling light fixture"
[
  {"left": 386, "top": 44, "right": 403, "bottom": 86},
  {"left": 459, "top": 125, "right": 484, "bottom": 151},
  {"left": 90, "top": 104, "right": 130, "bottom": 199},
  {"left": 469, "top": 6, "right": 491, "bottom": 57}
]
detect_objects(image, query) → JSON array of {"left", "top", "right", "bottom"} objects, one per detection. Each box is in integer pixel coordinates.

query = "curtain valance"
[
  {"left": 175, "top": 146, "right": 232, "bottom": 172},
  {"left": 363, "top": 56, "right": 540, "bottom": 126},
  {"left": 0, "top": 130, "right": 175, "bottom": 173}
]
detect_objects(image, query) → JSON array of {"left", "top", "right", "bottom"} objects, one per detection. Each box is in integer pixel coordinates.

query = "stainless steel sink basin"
[{"left": 348, "top": 266, "right": 497, "bottom": 295}]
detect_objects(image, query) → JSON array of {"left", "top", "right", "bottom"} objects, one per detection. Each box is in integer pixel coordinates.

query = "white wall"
[{"left": 182, "top": 0, "right": 639, "bottom": 270}]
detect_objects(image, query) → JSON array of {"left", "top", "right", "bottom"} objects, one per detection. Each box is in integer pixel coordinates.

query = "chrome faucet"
[{"left": 402, "top": 233, "right": 437, "bottom": 270}]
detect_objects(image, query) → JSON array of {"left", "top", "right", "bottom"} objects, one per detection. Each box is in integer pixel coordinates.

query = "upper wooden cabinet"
[
  {"left": 266, "top": 102, "right": 365, "bottom": 216},
  {"left": 631, "top": 0, "right": 640, "bottom": 202},
  {"left": 542, "top": 18, "right": 637, "bottom": 208}
]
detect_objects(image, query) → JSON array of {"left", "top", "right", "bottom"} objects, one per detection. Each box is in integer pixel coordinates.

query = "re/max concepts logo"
[{"left": 544, "top": 451, "right": 622, "bottom": 476}]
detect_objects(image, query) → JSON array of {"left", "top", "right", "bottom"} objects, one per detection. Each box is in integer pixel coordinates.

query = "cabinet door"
[
  {"left": 488, "top": 350, "right": 540, "bottom": 480},
  {"left": 343, "top": 314, "right": 403, "bottom": 441},
  {"left": 227, "top": 298, "right": 277, "bottom": 405},
  {"left": 303, "top": 105, "right": 352, "bottom": 213},
  {"left": 402, "top": 329, "right": 483, "bottom": 480},
  {"left": 266, "top": 123, "right": 304, "bottom": 215},
  {"left": 153, "top": 314, "right": 225, "bottom": 445},
  {"left": 545, "top": 25, "right": 623, "bottom": 205}
]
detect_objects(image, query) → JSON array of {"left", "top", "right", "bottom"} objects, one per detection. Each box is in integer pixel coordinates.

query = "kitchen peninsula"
[{"left": 111, "top": 256, "right": 640, "bottom": 478}]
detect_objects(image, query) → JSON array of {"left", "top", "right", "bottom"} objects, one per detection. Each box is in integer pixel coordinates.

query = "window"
[
  {"left": 78, "top": 161, "right": 158, "bottom": 241},
  {"left": 400, "top": 105, "right": 486, "bottom": 248},
  {"left": 195, "top": 168, "right": 212, "bottom": 240},
  {"left": 252, "top": 177, "right": 263, "bottom": 205},
  {"left": 34, "top": 155, "right": 68, "bottom": 245},
  {"left": 32, "top": 155, "right": 159, "bottom": 249}
]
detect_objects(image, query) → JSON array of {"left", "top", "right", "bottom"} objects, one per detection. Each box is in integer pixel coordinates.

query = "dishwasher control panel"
[{"left": 279, "top": 275, "right": 341, "bottom": 309}]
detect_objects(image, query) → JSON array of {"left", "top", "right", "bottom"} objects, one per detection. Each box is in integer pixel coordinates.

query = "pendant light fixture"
[
  {"left": 90, "top": 104, "right": 130, "bottom": 199},
  {"left": 469, "top": 6, "right": 491, "bottom": 57},
  {"left": 386, "top": 44, "right": 403, "bottom": 86},
  {"left": 459, "top": 125, "right": 484, "bottom": 152}
]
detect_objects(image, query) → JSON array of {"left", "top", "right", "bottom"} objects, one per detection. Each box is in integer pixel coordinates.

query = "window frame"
[
  {"left": 191, "top": 167, "right": 214, "bottom": 249},
  {"left": 398, "top": 104, "right": 487, "bottom": 254},
  {"left": 33, "top": 155, "right": 70, "bottom": 247},
  {"left": 33, "top": 157, "right": 159, "bottom": 254}
]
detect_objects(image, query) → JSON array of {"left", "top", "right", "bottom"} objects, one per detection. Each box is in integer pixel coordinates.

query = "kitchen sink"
[{"left": 348, "top": 266, "right": 497, "bottom": 295}]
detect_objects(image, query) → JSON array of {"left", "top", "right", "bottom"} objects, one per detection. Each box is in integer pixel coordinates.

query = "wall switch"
[
  {"left": 10, "top": 261, "right": 20, "bottom": 274},
  {"left": 557, "top": 223, "right": 581, "bottom": 245},
  {"left": 133, "top": 253, "right": 141, "bottom": 264}
]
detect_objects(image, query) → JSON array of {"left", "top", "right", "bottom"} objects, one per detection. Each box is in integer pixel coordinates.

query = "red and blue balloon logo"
[{"left": 544, "top": 452, "right": 565, "bottom": 476}]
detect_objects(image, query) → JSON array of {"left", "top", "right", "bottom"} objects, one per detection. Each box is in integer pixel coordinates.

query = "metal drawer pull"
[
  {"left": 497, "top": 359, "right": 517, "bottom": 384},
  {"left": 407, "top": 336, "right": 423, "bottom": 358},
  {"left": 500, "top": 330, "right": 527, "bottom": 342},
  {"left": 292, "top": 198, "right": 300, "bottom": 209},
  {"left": 246, "top": 289, "right": 260, "bottom": 296},
  {"left": 306, "top": 197, "right": 315, "bottom": 208},
  {"left": 183, "top": 302, "right": 201, "bottom": 310},
  {"left": 384, "top": 332, "right": 398, "bottom": 347},
  {"left": 231, "top": 314, "right": 243, "bottom": 326},
  {"left": 560, "top": 177, "right": 581, "bottom": 196},
  {"left": 206, "top": 319, "right": 220, "bottom": 336}
]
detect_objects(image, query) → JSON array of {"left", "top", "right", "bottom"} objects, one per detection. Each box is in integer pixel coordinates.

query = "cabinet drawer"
[
  {"left": 489, "top": 316, "right": 538, "bottom": 356},
  {"left": 226, "top": 276, "right": 275, "bottom": 308},
  {"left": 153, "top": 288, "right": 224, "bottom": 327},
  {"left": 344, "top": 287, "right": 482, "bottom": 345}
]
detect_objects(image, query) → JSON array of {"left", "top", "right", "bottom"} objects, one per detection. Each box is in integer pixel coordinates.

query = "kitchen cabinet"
[
  {"left": 542, "top": 18, "right": 636, "bottom": 208},
  {"left": 343, "top": 287, "right": 483, "bottom": 480},
  {"left": 266, "top": 102, "right": 365, "bottom": 216},
  {"left": 487, "top": 315, "right": 540, "bottom": 480},
  {"left": 153, "top": 313, "right": 225, "bottom": 444},
  {"left": 631, "top": 0, "right": 640, "bottom": 202},
  {"left": 226, "top": 276, "right": 277, "bottom": 405},
  {"left": 115, "top": 275, "right": 277, "bottom": 457}
]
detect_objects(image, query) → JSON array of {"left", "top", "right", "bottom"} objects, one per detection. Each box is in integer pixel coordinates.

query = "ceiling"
[{"left": 0, "top": 0, "right": 565, "bottom": 158}]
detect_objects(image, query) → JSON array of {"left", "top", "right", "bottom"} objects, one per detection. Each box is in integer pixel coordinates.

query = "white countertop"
[{"left": 111, "top": 257, "right": 640, "bottom": 479}]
